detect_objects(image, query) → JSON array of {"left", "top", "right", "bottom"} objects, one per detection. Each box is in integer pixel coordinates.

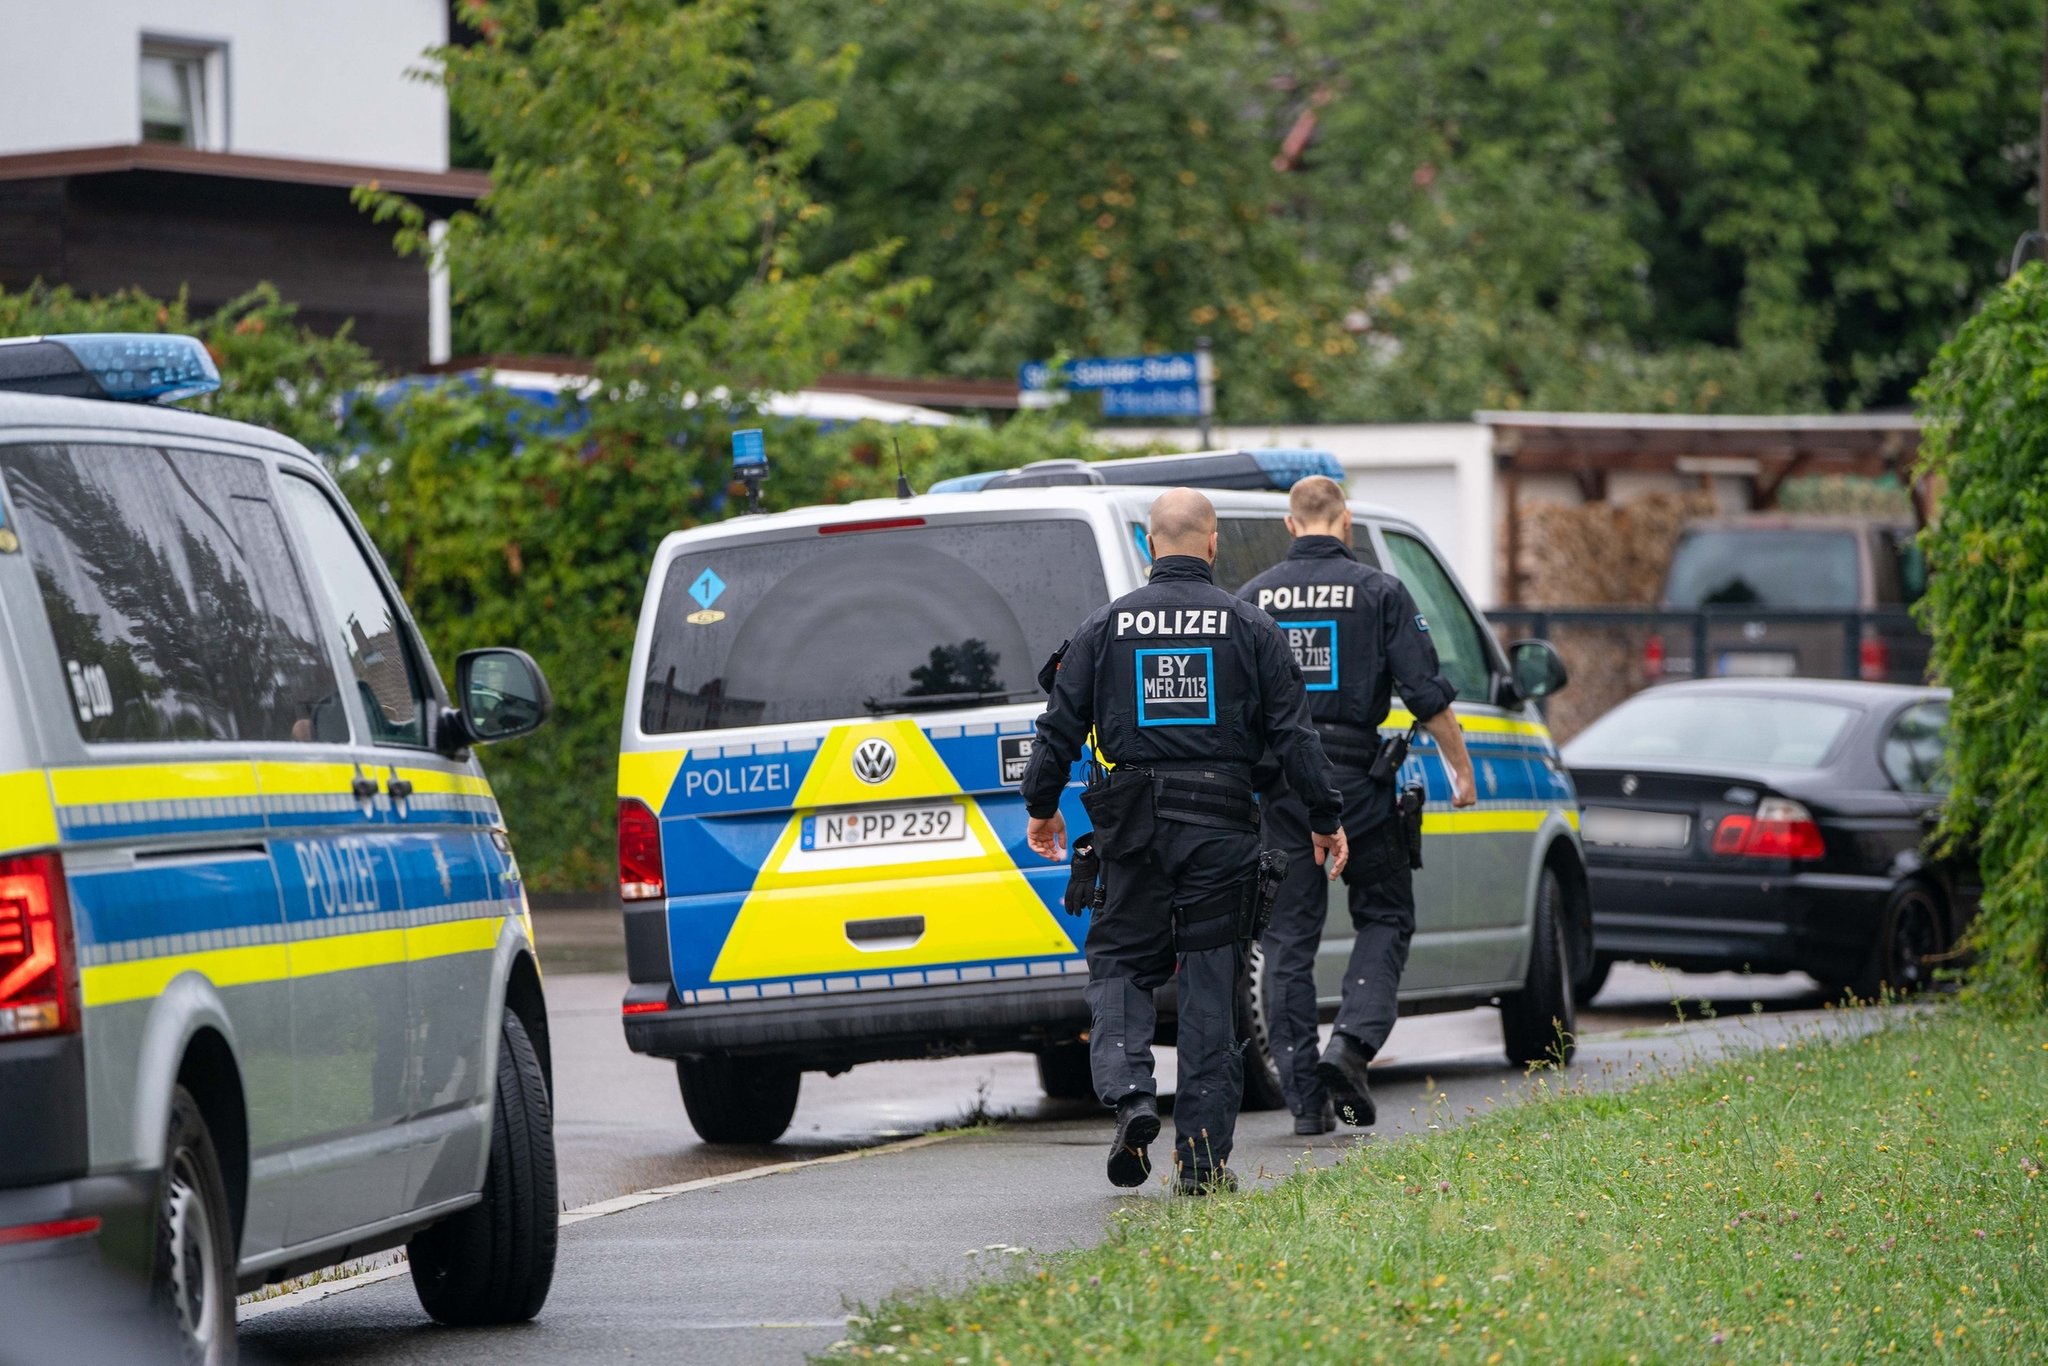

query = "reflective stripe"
[
  {"left": 0, "top": 769, "right": 58, "bottom": 853},
  {"left": 80, "top": 912, "right": 513, "bottom": 1007}
]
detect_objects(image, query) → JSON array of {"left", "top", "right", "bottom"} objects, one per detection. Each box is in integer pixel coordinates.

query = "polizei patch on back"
[
  {"left": 1135, "top": 647, "right": 1216, "bottom": 726},
  {"left": 1257, "top": 583, "right": 1356, "bottom": 612},
  {"left": 1114, "top": 607, "right": 1232, "bottom": 637},
  {"left": 1278, "top": 619, "right": 1338, "bottom": 691}
]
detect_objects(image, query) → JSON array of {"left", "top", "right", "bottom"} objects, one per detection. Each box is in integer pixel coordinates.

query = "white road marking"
[{"left": 235, "top": 1130, "right": 962, "bottom": 1323}]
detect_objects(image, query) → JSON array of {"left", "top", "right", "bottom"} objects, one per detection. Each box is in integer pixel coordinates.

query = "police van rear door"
[{"left": 625, "top": 506, "right": 1115, "bottom": 1005}]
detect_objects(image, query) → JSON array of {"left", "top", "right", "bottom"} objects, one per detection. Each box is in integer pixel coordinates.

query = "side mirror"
[
  {"left": 1508, "top": 639, "right": 1569, "bottom": 700},
  {"left": 450, "top": 647, "right": 553, "bottom": 747}
]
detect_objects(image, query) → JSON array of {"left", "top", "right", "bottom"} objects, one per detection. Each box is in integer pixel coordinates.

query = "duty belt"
[
  {"left": 1314, "top": 721, "right": 1380, "bottom": 771},
  {"left": 1150, "top": 764, "right": 1259, "bottom": 833}
]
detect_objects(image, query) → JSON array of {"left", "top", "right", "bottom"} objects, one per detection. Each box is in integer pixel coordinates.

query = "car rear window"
[
  {"left": 1664, "top": 530, "right": 1860, "bottom": 609},
  {"left": 1568, "top": 694, "right": 1856, "bottom": 769},
  {"left": 640, "top": 517, "right": 1109, "bottom": 732}
]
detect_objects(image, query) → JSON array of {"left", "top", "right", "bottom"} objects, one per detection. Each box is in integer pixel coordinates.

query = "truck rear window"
[
  {"left": 1664, "top": 530, "right": 1859, "bottom": 609},
  {"left": 640, "top": 517, "right": 1108, "bottom": 732}
]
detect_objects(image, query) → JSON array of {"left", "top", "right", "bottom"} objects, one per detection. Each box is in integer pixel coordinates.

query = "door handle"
[
  {"left": 387, "top": 778, "right": 415, "bottom": 800},
  {"left": 351, "top": 775, "right": 380, "bottom": 801}
]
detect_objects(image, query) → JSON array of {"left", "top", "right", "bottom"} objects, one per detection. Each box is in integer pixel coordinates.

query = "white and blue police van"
[
  {"left": 617, "top": 447, "right": 1590, "bottom": 1142},
  {"left": 0, "top": 334, "right": 558, "bottom": 1362}
]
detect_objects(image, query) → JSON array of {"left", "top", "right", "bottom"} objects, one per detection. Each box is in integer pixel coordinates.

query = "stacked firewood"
[{"left": 1503, "top": 491, "right": 1718, "bottom": 742}]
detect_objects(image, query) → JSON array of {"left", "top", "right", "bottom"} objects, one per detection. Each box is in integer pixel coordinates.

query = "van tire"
[
  {"left": 1572, "top": 952, "right": 1615, "bottom": 1010},
  {"left": 1500, "top": 868, "right": 1577, "bottom": 1067},
  {"left": 1239, "top": 945, "right": 1288, "bottom": 1113},
  {"left": 409, "top": 1009, "right": 558, "bottom": 1326},
  {"left": 1034, "top": 1043, "right": 1095, "bottom": 1101},
  {"left": 677, "top": 1056, "right": 801, "bottom": 1144},
  {"left": 152, "top": 1086, "right": 236, "bottom": 1366}
]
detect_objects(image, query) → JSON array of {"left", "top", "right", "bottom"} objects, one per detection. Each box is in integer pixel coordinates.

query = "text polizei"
[
  {"left": 1256, "top": 583, "right": 1356, "bottom": 613},
  {"left": 1114, "top": 607, "right": 1231, "bottom": 638}
]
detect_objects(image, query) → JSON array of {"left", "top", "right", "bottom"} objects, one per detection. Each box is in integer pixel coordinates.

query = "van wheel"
[
  {"left": 1500, "top": 868, "right": 1578, "bottom": 1067},
  {"left": 410, "top": 1009, "right": 558, "bottom": 1326},
  {"left": 1238, "top": 945, "right": 1288, "bottom": 1112},
  {"left": 152, "top": 1086, "right": 236, "bottom": 1366},
  {"left": 1034, "top": 1043, "right": 1094, "bottom": 1101},
  {"left": 1572, "top": 953, "right": 1615, "bottom": 1010},
  {"left": 677, "top": 1056, "right": 801, "bottom": 1143}
]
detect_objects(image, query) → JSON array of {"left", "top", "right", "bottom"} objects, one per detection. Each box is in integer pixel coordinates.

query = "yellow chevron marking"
[
  {"left": 619, "top": 748, "right": 689, "bottom": 810},
  {"left": 0, "top": 769, "right": 58, "bottom": 854},
  {"left": 712, "top": 722, "right": 1075, "bottom": 981},
  {"left": 49, "top": 760, "right": 259, "bottom": 806},
  {"left": 793, "top": 718, "right": 961, "bottom": 808},
  {"left": 80, "top": 915, "right": 512, "bottom": 1007}
]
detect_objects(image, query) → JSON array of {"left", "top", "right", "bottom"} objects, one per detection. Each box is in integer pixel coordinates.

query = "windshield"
[
  {"left": 640, "top": 516, "right": 1108, "bottom": 732},
  {"left": 1567, "top": 694, "right": 1856, "bottom": 769},
  {"left": 1664, "top": 530, "right": 1860, "bottom": 609}
]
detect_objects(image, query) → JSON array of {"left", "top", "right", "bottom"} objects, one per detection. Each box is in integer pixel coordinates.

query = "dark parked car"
[{"left": 1562, "top": 679, "right": 1972, "bottom": 1001}]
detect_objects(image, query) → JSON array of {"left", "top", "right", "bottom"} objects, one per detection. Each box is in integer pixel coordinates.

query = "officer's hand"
[
  {"left": 1027, "top": 813, "right": 1068, "bottom": 862},
  {"left": 1448, "top": 763, "right": 1478, "bottom": 809},
  {"left": 1312, "top": 826, "right": 1348, "bottom": 881}
]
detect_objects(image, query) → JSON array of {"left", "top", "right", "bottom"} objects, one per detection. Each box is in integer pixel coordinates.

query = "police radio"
[{"left": 1368, "top": 721, "right": 1420, "bottom": 784}]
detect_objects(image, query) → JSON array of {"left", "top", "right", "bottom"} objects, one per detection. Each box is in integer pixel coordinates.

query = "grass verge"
[{"left": 828, "top": 1005, "right": 2046, "bottom": 1362}]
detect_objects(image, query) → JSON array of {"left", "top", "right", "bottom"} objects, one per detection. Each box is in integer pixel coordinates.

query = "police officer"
[
  {"left": 1238, "top": 475, "right": 1477, "bottom": 1134},
  {"left": 1021, "top": 488, "right": 1348, "bottom": 1194}
]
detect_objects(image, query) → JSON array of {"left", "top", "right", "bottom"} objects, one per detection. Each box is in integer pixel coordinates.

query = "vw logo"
[
  {"left": 1621, "top": 774, "right": 1639, "bottom": 797},
  {"left": 852, "top": 737, "right": 897, "bottom": 785}
]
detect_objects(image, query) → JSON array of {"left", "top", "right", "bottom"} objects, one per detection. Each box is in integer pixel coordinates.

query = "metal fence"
[{"left": 1485, "top": 606, "right": 1928, "bottom": 742}]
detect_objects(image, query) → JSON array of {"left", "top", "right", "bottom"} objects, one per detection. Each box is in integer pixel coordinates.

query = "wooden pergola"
[{"left": 1479, "top": 411, "right": 1926, "bottom": 606}]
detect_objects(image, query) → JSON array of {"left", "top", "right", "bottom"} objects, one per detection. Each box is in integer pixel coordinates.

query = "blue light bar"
[
  {"left": 930, "top": 448, "right": 1345, "bottom": 495},
  {"left": 0, "top": 333, "right": 220, "bottom": 404},
  {"left": 925, "top": 471, "right": 1000, "bottom": 494},
  {"left": 1250, "top": 449, "right": 1345, "bottom": 487}
]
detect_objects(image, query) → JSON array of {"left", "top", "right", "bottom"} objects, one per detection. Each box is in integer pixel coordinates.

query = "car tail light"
[
  {"left": 0, "top": 853, "right": 77, "bottom": 1039},
  {"left": 1712, "top": 798, "right": 1825, "bottom": 861},
  {"left": 1643, "top": 633, "right": 1666, "bottom": 682},
  {"left": 618, "top": 799, "right": 665, "bottom": 902},
  {"left": 1859, "top": 633, "right": 1889, "bottom": 682}
]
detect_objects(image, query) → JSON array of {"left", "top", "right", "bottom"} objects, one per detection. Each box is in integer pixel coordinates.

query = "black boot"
[
  {"left": 1176, "top": 1164, "right": 1239, "bottom": 1196},
  {"left": 1106, "top": 1093, "right": 1160, "bottom": 1188},
  {"left": 1293, "top": 1096, "right": 1336, "bottom": 1136},
  {"left": 1315, "top": 1032, "right": 1376, "bottom": 1128}
]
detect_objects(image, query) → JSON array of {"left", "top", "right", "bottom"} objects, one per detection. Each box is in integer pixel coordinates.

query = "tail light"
[
  {"left": 618, "top": 799, "right": 665, "bottom": 902},
  {"left": 0, "top": 853, "right": 77, "bottom": 1039},
  {"left": 1859, "top": 633, "right": 1890, "bottom": 682},
  {"left": 1643, "top": 633, "right": 1666, "bottom": 682},
  {"left": 1712, "top": 798, "right": 1826, "bottom": 861}
]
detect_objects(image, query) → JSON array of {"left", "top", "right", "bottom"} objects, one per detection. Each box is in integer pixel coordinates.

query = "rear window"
[
  {"left": 1664, "top": 530, "right": 1860, "bottom": 609},
  {"left": 1568, "top": 694, "right": 1856, "bottom": 769},
  {"left": 640, "top": 517, "right": 1109, "bottom": 732}
]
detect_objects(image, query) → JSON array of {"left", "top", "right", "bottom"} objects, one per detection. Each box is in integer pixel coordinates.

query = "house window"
[{"left": 140, "top": 40, "right": 225, "bottom": 149}]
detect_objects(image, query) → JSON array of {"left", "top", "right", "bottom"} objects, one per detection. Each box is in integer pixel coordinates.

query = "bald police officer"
[
  {"left": 1021, "top": 488, "right": 1347, "bottom": 1194},
  {"left": 1239, "top": 475, "right": 1477, "bottom": 1133}
]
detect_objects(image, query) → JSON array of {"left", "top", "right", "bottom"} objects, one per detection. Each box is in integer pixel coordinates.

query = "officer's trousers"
[
  {"left": 1260, "top": 779, "right": 1415, "bottom": 1117},
  {"left": 1084, "top": 815, "right": 1259, "bottom": 1178}
]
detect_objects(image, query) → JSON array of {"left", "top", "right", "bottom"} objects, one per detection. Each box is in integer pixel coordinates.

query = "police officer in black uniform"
[
  {"left": 1021, "top": 488, "right": 1348, "bottom": 1194},
  {"left": 1238, "top": 475, "right": 1477, "bottom": 1134}
]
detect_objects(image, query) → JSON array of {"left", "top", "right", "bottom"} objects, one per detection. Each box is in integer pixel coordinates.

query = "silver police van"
[
  {"left": 0, "top": 335, "right": 557, "bottom": 1362},
  {"left": 618, "top": 448, "right": 1589, "bottom": 1142}
]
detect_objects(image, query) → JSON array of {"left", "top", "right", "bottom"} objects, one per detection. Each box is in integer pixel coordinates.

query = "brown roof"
[
  {"left": 1478, "top": 410, "right": 1919, "bottom": 474},
  {"left": 0, "top": 142, "right": 488, "bottom": 202}
]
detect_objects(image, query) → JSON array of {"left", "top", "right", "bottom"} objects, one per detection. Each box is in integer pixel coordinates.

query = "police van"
[
  {"left": 0, "top": 335, "right": 557, "bottom": 1361},
  {"left": 618, "top": 448, "right": 1589, "bottom": 1143}
]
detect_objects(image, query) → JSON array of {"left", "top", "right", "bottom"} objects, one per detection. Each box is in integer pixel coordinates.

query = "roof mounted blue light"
[{"left": 0, "top": 332, "right": 221, "bottom": 404}]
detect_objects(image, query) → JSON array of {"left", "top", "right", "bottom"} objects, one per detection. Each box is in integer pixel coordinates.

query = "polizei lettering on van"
[
  {"left": 1114, "top": 608, "right": 1231, "bottom": 638},
  {"left": 683, "top": 760, "right": 795, "bottom": 799},
  {"left": 1256, "top": 583, "right": 1356, "bottom": 612}
]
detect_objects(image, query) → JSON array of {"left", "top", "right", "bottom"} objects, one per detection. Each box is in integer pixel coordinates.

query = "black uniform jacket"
[
  {"left": 1236, "top": 535, "right": 1457, "bottom": 757},
  {"left": 1019, "top": 555, "right": 1342, "bottom": 835}
]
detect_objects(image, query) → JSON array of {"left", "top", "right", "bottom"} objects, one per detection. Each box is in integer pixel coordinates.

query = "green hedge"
[{"left": 1914, "top": 262, "right": 2048, "bottom": 1006}]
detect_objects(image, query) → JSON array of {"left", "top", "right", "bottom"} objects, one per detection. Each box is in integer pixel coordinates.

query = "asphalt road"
[{"left": 239, "top": 925, "right": 1857, "bottom": 1365}]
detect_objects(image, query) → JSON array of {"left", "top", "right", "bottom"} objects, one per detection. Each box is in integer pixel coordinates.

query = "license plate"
[
  {"left": 1716, "top": 650, "right": 1798, "bottom": 678},
  {"left": 801, "top": 803, "right": 967, "bottom": 852},
  {"left": 1581, "top": 807, "right": 1692, "bottom": 850}
]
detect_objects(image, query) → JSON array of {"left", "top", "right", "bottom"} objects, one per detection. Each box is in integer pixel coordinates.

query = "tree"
[
  {"left": 1913, "top": 263, "right": 2048, "bottom": 1005},
  {"left": 771, "top": 0, "right": 1360, "bottom": 420}
]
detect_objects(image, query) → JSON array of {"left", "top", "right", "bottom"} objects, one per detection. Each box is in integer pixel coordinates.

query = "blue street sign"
[{"left": 1018, "top": 352, "right": 1211, "bottom": 419}]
